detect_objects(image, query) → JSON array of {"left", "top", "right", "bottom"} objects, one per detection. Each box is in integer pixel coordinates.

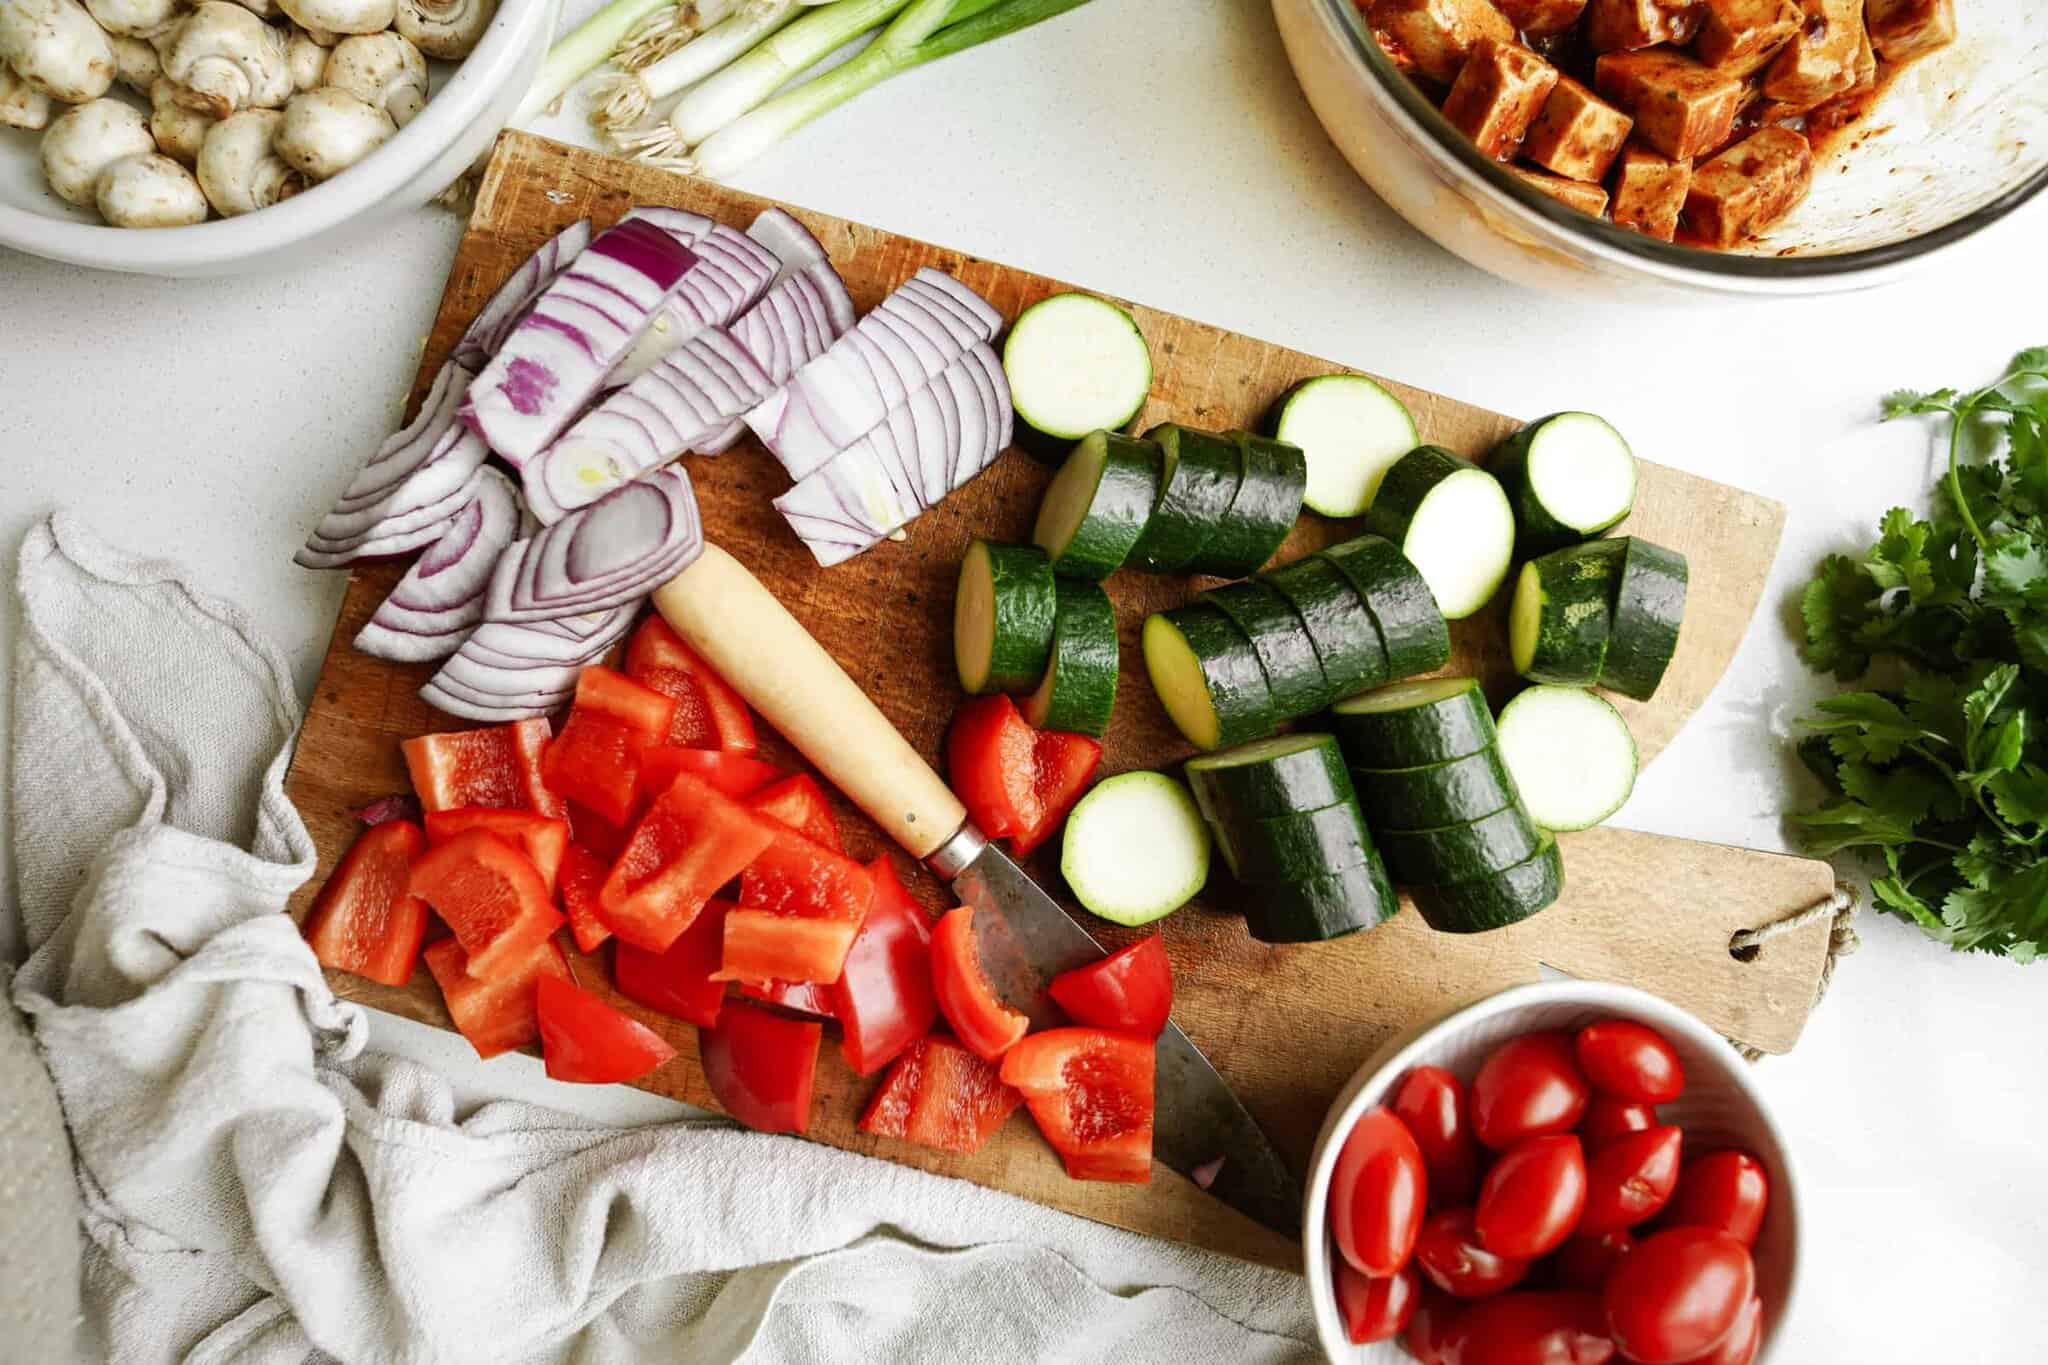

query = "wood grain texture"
[{"left": 282, "top": 134, "right": 1833, "bottom": 1269}]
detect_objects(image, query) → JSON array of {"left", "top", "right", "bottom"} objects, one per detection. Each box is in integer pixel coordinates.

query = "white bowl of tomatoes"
[{"left": 1303, "top": 981, "right": 1796, "bottom": 1364}]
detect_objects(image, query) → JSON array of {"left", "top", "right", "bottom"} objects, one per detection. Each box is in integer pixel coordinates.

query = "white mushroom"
[
  {"left": 0, "top": 60, "right": 54, "bottom": 131},
  {"left": 96, "top": 150, "right": 210, "bottom": 226},
  {"left": 0, "top": 0, "right": 117, "bottom": 103},
  {"left": 395, "top": 0, "right": 494, "bottom": 61},
  {"left": 286, "top": 26, "right": 328, "bottom": 90},
  {"left": 40, "top": 97, "right": 154, "bottom": 206},
  {"left": 278, "top": 0, "right": 397, "bottom": 38},
  {"left": 162, "top": 1, "right": 291, "bottom": 117},
  {"left": 109, "top": 32, "right": 163, "bottom": 93},
  {"left": 83, "top": 0, "right": 185, "bottom": 39},
  {"left": 323, "top": 30, "right": 424, "bottom": 126},
  {"left": 149, "top": 75, "right": 215, "bottom": 166},
  {"left": 275, "top": 85, "right": 393, "bottom": 179},
  {"left": 227, "top": 0, "right": 281, "bottom": 16},
  {"left": 197, "top": 106, "right": 302, "bottom": 214}
]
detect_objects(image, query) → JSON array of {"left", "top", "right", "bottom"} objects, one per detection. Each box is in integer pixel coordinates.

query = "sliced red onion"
[
  {"left": 465, "top": 217, "right": 699, "bottom": 469},
  {"left": 1190, "top": 1156, "right": 1225, "bottom": 1190},
  {"left": 296, "top": 437, "right": 491, "bottom": 570},
  {"left": 906, "top": 267, "right": 1004, "bottom": 340},
  {"left": 959, "top": 342, "right": 1012, "bottom": 483},
  {"left": 460, "top": 604, "right": 636, "bottom": 669},
  {"left": 773, "top": 420, "right": 926, "bottom": 568},
  {"left": 939, "top": 357, "right": 991, "bottom": 494},
  {"left": 421, "top": 601, "right": 637, "bottom": 722},
  {"left": 746, "top": 207, "right": 829, "bottom": 279},
  {"left": 453, "top": 219, "right": 594, "bottom": 373},
  {"left": 695, "top": 420, "right": 745, "bottom": 455},
  {"left": 883, "top": 284, "right": 981, "bottom": 352},
  {"left": 623, "top": 205, "right": 716, "bottom": 244},
  {"left": 353, "top": 793, "right": 421, "bottom": 827},
  {"left": 488, "top": 467, "right": 702, "bottom": 622},
  {"left": 353, "top": 468, "right": 521, "bottom": 662},
  {"left": 420, "top": 674, "right": 576, "bottom": 723},
  {"left": 899, "top": 378, "right": 954, "bottom": 508},
  {"left": 607, "top": 225, "right": 780, "bottom": 390}
]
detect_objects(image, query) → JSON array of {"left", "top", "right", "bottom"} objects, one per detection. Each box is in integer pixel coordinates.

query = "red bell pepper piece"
[
  {"left": 612, "top": 897, "right": 732, "bottom": 1028},
  {"left": 945, "top": 696, "right": 1102, "bottom": 856},
  {"left": 422, "top": 933, "right": 569, "bottom": 1059},
  {"left": 745, "top": 773, "right": 843, "bottom": 852},
  {"left": 929, "top": 906, "right": 1029, "bottom": 1062},
  {"left": 303, "top": 819, "right": 431, "bottom": 987},
  {"left": 739, "top": 979, "right": 837, "bottom": 1016},
  {"left": 832, "top": 857, "right": 937, "bottom": 1075},
  {"left": 1013, "top": 730, "right": 1103, "bottom": 856},
  {"left": 625, "top": 615, "right": 758, "bottom": 754},
  {"left": 722, "top": 827, "right": 876, "bottom": 985},
  {"left": 424, "top": 808, "right": 569, "bottom": 894},
  {"left": 534, "top": 975, "right": 678, "bottom": 1084},
  {"left": 406, "top": 829, "right": 564, "bottom": 980},
  {"left": 403, "top": 717, "right": 561, "bottom": 818},
  {"left": 698, "top": 999, "right": 821, "bottom": 1134},
  {"left": 860, "top": 1036, "right": 1023, "bottom": 1153},
  {"left": 557, "top": 844, "right": 612, "bottom": 954},
  {"left": 1000, "top": 1028, "right": 1155, "bottom": 1183},
  {"left": 637, "top": 747, "right": 783, "bottom": 802},
  {"left": 541, "top": 667, "right": 676, "bottom": 826},
  {"left": 600, "top": 772, "right": 779, "bottom": 952},
  {"left": 1047, "top": 936, "right": 1174, "bottom": 1039}
]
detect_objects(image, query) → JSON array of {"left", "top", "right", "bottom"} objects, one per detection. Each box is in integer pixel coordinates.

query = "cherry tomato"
[
  {"left": 1471, "top": 1031, "right": 1590, "bottom": 1150},
  {"left": 1403, "top": 1284, "right": 1464, "bottom": 1365},
  {"left": 1452, "top": 1290, "right": 1615, "bottom": 1365},
  {"left": 1578, "top": 1094, "right": 1656, "bottom": 1150},
  {"left": 1392, "top": 1065, "right": 1481, "bottom": 1205},
  {"left": 1602, "top": 1227, "right": 1755, "bottom": 1364},
  {"left": 1553, "top": 1230, "right": 1634, "bottom": 1292},
  {"left": 1416, "top": 1205, "right": 1531, "bottom": 1297},
  {"left": 1477, "top": 1134, "right": 1587, "bottom": 1259},
  {"left": 1333, "top": 1260, "right": 1419, "bottom": 1345},
  {"left": 1664, "top": 1150, "right": 1770, "bottom": 1247},
  {"left": 1580, "top": 1125, "right": 1683, "bottom": 1234},
  {"left": 1328, "top": 1106, "right": 1428, "bottom": 1277},
  {"left": 1692, "top": 1295, "right": 1764, "bottom": 1365},
  {"left": 1574, "top": 1019, "right": 1684, "bottom": 1104}
]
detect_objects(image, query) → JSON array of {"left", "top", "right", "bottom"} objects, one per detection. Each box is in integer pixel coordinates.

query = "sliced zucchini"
[
  {"left": 1600, "top": 537, "right": 1689, "bottom": 701},
  {"left": 1241, "top": 859, "right": 1398, "bottom": 944},
  {"left": 1200, "top": 579, "right": 1330, "bottom": 719},
  {"left": 1004, "top": 292, "right": 1153, "bottom": 457},
  {"left": 1021, "top": 579, "right": 1119, "bottom": 737},
  {"left": 1317, "top": 534, "right": 1451, "bottom": 681},
  {"left": 1496, "top": 684, "right": 1638, "bottom": 831},
  {"left": 1059, "top": 771, "right": 1210, "bottom": 926},
  {"left": 1331, "top": 676, "right": 1496, "bottom": 769},
  {"left": 1215, "top": 801, "right": 1376, "bottom": 884},
  {"left": 1411, "top": 835, "right": 1564, "bottom": 934},
  {"left": 1360, "top": 446, "right": 1516, "bottom": 620},
  {"left": 1128, "top": 424, "right": 1244, "bottom": 573},
  {"left": 1185, "top": 732, "right": 1356, "bottom": 828},
  {"left": 1263, "top": 554, "right": 1390, "bottom": 699},
  {"left": 1032, "top": 430, "right": 1161, "bottom": 580},
  {"left": 1491, "top": 413, "right": 1637, "bottom": 554},
  {"left": 1186, "top": 432, "right": 1307, "bottom": 578},
  {"left": 1142, "top": 605, "right": 1277, "bottom": 751},
  {"left": 1270, "top": 374, "right": 1420, "bottom": 518},
  {"left": 1376, "top": 805, "right": 1543, "bottom": 887},
  {"left": 1352, "top": 746, "right": 1519, "bottom": 831},
  {"left": 1507, "top": 540, "right": 1626, "bottom": 686},
  {"left": 953, "top": 540, "right": 1056, "bottom": 695}
]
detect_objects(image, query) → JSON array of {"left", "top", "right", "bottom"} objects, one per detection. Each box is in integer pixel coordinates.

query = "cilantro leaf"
[{"left": 1802, "top": 692, "right": 1925, "bottom": 764}]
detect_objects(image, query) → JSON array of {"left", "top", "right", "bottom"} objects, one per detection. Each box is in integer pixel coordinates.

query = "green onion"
[
  {"left": 517, "top": 0, "right": 679, "bottom": 124},
  {"left": 593, "top": 0, "right": 807, "bottom": 134}
]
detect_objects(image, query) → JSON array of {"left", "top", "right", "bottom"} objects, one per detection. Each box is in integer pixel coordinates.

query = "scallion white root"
[
  {"left": 513, "top": 0, "right": 673, "bottom": 124},
  {"left": 611, "top": 0, "right": 748, "bottom": 71},
  {"left": 591, "top": 0, "right": 800, "bottom": 136}
]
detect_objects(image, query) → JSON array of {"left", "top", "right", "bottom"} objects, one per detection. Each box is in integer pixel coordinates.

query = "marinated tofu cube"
[
  {"left": 1443, "top": 38, "right": 1562, "bottom": 158},
  {"left": 1761, "top": 0, "right": 1865, "bottom": 108},
  {"left": 1866, "top": 0, "right": 1956, "bottom": 62},
  {"left": 1594, "top": 50, "right": 1747, "bottom": 160},
  {"left": 1497, "top": 0, "right": 1589, "bottom": 37},
  {"left": 1506, "top": 165, "right": 1612, "bottom": 216},
  {"left": 1609, "top": 144, "right": 1693, "bottom": 239},
  {"left": 1693, "top": 0, "right": 1802, "bottom": 76},
  {"left": 1804, "top": 20, "right": 1877, "bottom": 141},
  {"left": 1368, "top": 0, "right": 1517, "bottom": 84},
  {"left": 1584, "top": 0, "right": 1703, "bottom": 53},
  {"left": 1522, "top": 76, "right": 1634, "bottom": 181},
  {"left": 1682, "top": 125, "right": 1814, "bottom": 245}
]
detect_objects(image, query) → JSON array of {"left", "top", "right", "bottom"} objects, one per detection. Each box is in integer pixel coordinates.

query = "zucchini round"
[
  {"left": 1186, "top": 432, "right": 1307, "bottom": 578},
  {"left": 1496, "top": 684, "right": 1639, "bottom": 831},
  {"left": 1360, "top": 446, "right": 1516, "bottom": 620},
  {"left": 1185, "top": 732, "right": 1355, "bottom": 827},
  {"left": 1352, "top": 746, "right": 1520, "bottom": 832},
  {"left": 1032, "top": 430, "right": 1161, "bottom": 580},
  {"left": 1317, "top": 534, "right": 1452, "bottom": 681},
  {"left": 953, "top": 540, "right": 1056, "bottom": 695},
  {"left": 1507, "top": 540, "right": 1626, "bottom": 686},
  {"left": 1270, "top": 374, "right": 1419, "bottom": 518},
  {"left": 1600, "top": 537, "right": 1689, "bottom": 701},
  {"left": 1491, "top": 413, "right": 1637, "bottom": 554},
  {"left": 1377, "top": 805, "right": 1543, "bottom": 887},
  {"left": 1142, "top": 605, "right": 1277, "bottom": 751},
  {"left": 1216, "top": 801, "right": 1376, "bottom": 884},
  {"left": 1331, "top": 676, "right": 1497, "bottom": 768},
  {"left": 1201, "top": 579, "right": 1330, "bottom": 719},
  {"left": 1411, "top": 835, "right": 1564, "bottom": 934},
  {"left": 1022, "top": 579, "right": 1119, "bottom": 737},
  {"left": 1262, "top": 554, "right": 1390, "bottom": 700},
  {"left": 1128, "top": 425, "right": 1243, "bottom": 573},
  {"left": 1240, "top": 859, "right": 1398, "bottom": 944},
  {"left": 1060, "top": 771, "right": 1210, "bottom": 926},
  {"left": 1004, "top": 293, "right": 1153, "bottom": 455}
]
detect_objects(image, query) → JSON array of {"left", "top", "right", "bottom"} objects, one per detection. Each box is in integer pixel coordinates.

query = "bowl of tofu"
[{"left": 1272, "top": 0, "right": 2048, "bottom": 297}]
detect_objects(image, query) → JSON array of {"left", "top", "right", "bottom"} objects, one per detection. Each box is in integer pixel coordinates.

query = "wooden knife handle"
[{"left": 653, "top": 544, "right": 967, "bottom": 859}]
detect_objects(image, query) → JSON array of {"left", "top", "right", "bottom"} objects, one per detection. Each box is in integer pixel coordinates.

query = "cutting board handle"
[{"left": 654, "top": 544, "right": 968, "bottom": 859}]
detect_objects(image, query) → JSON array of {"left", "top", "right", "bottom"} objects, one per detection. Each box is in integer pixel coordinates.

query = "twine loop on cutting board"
[{"left": 1727, "top": 882, "right": 1861, "bottom": 1062}]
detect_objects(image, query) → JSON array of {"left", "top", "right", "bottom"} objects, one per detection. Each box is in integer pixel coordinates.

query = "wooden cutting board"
[{"left": 284, "top": 133, "right": 1834, "bottom": 1271}]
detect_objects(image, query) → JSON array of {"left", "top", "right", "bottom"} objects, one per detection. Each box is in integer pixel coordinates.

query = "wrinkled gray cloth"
[{"left": 8, "top": 514, "right": 1317, "bottom": 1364}]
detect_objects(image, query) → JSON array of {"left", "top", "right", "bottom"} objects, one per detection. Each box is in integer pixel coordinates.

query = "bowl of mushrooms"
[{"left": 0, "top": 0, "right": 556, "bottom": 276}]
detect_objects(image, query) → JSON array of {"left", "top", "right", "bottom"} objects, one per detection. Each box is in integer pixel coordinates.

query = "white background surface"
[{"left": 3, "top": 2, "right": 2044, "bottom": 1359}]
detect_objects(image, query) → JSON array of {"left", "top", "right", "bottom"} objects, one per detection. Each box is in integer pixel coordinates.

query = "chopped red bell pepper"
[
  {"left": 423, "top": 933, "right": 570, "bottom": 1059},
  {"left": 739, "top": 978, "right": 836, "bottom": 1016},
  {"left": 303, "top": 819, "right": 431, "bottom": 987},
  {"left": 557, "top": 844, "right": 612, "bottom": 954},
  {"left": 859, "top": 1035, "right": 1023, "bottom": 1154},
  {"left": 624, "top": 615, "right": 758, "bottom": 754},
  {"left": 721, "top": 827, "right": 876, "bottom": 984},
  {"left": 403, "top": 717, "right": 561, "bottom": 818},
  {"left": 566, "top": 800, "right": 632, "bottom": 862},
  {"left": 541, "top": 667, "right": 676, "bottom": 826},
  {"left": 424, "top": 808, "right": 569, "bottom": 894},
  {"left": 1000, "top": 1028, "right": 1155, "bottom": 1183},
  {"left": 945, "top": 696, "right": 1102, "bottom": 856},
  {"left": 637, "top": 747, "right": 783, "bottom": 802},
  {"left": 612, "top": 897, "right": 732, "bottom": 1028},
  {"left": 698, "top": 998, "right": 821, "bottom": 1134},
  {"left": 406, "top": 829, "right": 564, "bottom": 980},
  {"left": 599, "top": 772, "right": 779, "bottom": 952},
  {"left": 745, "top": 773, "right": 843, "bottom": 852},
  {"left": 534, "top": 975, "right": 678, "bottom": 1084},
  {"left": 930, "top": 906, "right": 1029, "bottom": 1062},
  {"left": 832, "top": 857, "right": 937, "bottom": 1075},
  {"left": 1047, "top": 936, "right": 1174, "bottom": 1039}
]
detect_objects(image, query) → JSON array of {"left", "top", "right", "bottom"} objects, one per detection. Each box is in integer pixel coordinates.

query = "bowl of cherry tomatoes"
[{"left": 1302, "top": 981, "right": 1796, "bottom": 1364}]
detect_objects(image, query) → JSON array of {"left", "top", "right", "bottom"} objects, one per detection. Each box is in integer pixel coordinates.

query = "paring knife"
[{"left": 654, "top": 545, "right": 1303, "bottom": 1236}]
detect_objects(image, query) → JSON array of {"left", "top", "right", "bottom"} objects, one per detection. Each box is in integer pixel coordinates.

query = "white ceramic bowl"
[
  {"left": 1303, "top": 981, "right": 1799, "bottom": 1363},
  {"left": 0, "top": 2, "right": 559, "bottom": 276}
]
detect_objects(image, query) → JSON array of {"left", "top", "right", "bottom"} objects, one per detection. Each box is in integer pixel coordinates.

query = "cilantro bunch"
[{"left": 1795, "top": 348, "right": 2048, "bottom": 961}]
